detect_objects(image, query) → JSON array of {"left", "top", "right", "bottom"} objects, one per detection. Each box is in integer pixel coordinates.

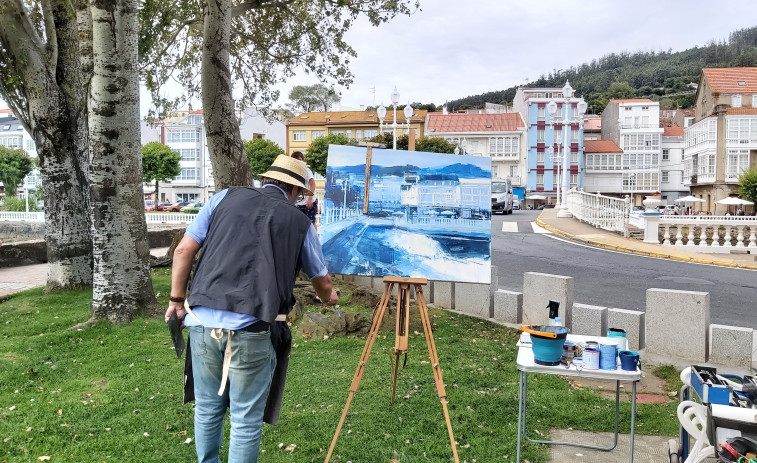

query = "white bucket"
[{"left": 583, "top": 348, "right": 600, "bottom": 370}]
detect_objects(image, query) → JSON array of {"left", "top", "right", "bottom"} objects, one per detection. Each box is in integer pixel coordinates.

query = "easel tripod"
[{"left": 324, "top": 276, "right": 459, "bottom": 463}]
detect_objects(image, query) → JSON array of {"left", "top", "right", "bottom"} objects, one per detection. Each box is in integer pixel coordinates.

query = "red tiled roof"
[
  {"left": 663, "top": 125, "right": 684, "bottom": 136},
  {"left": 288, "top": 109, "right": 428, "bottom": 125},
  {"left": 609, "top": 99, "right": 653, "bottom": 103},
  {"left": 727, "top": 107, "right": 757, "bottom": 115},
  {"left": 583, "top": 117, "right": 601, "bottom": 131},
  {"left": 584, "top": 140, "right": 623, "bottom": 153},
  {"left": 703, "top": 67, "right": 757, "bottom": 94},
  {"left": 190, "top": 109, "right": 204, "bottom": 115},
  {"left": 426, "top": 112, "right": 524, "bottom": 133}
]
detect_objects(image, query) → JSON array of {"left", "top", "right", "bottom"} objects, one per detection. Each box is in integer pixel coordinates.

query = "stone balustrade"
[{"left": 657, "top": 216, "right": 757, "bottom": 252}]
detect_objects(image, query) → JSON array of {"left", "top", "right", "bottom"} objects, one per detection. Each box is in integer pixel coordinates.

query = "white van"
[{"left": 491, "top": 179, "right": 513, "bottom": 214}]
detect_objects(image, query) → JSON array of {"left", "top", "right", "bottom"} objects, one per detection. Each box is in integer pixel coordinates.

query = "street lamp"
[
  {"left": 547, "top": 81, "right": 588, "bottom": 218},
  {"left": 377, "top": 86, "right": 414, "bottom": 150},
  {"left": 547, "top": 145, "right": 561, "bottom": 206}
]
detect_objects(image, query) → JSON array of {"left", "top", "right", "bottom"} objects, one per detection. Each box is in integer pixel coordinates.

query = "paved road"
[{"left": 491, "top": 210, "right": 757, "bottom": 327}]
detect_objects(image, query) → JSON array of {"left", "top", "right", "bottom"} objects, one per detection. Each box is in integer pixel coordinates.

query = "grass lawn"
[{"left": 0, "top": 268, "right": 680, "bottom": 462}]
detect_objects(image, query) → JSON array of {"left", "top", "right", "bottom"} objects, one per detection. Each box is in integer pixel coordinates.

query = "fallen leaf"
[
  {"left": 143, "top": 432, "right": 149, "bottom": 437},
  {"left": 184, "top": 438, "right": 192, "bottom": 444},
  {"left": 285, "top": 444, "right": 296, "bottom": 452},
  {"left": 37, "top": 457, "right": 50, "bottom": 461},
  {"left": 56, "top": 409, "right": 62, "bottom": 415}
]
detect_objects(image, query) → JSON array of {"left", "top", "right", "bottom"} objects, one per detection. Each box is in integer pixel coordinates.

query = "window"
[
  {"left": 510, "top": 165, "right": 518, "bottom": 178},
  {"left": 662, "top": 149, "right": 669, "bottom": 161},
  {"left": 554, "top": 127, "right": 562, "bottom": 143},
  {"left": 0, "top": 136, "right": 21, "bottom": 148},
  {"left": 354, "top": 129, "right": 362, "bottom": 140},
  {"left": 537, "top": 129, "right": 545, "bottom": 142},
  {"left": 662, "top": 171, "right": 669, "bottom": 182},
  {"left": 586, "top": 153, "right": 622, "bottom": 170},
  {"left": 330, "top": 129, "right": 345, "bottom": 136},
  {"left": 536, "top": 151, "right": 544, "bottom": 164},
  {"left": 731, "top": 94, "right": 742, "bottom": 108},
  {"left": 177, "top": 148, "right": 199, "bottom": 161},
  {"left": 625, "top": 107, "right": 632, "bottom": 111},
  {"left": 642, "top": 106, "right": 649, "bottom": 111},
  {"left": 311, "top": 130, "right": 325, "bottom": 140},
  {"left": 26, "top": 139, "right": 36, "bottom": 151},
  {"left": 570, "top": 149, "right": 578, "bottom": 164},
  {"left": 726, "top": 118, "right": 757, "bottom": 144},
  {"left": 167, "top": 129, "right": 198, "bottom": 143},
  {"left": 489, "top": 137, "right": 519, "bottom": 157},
  {"left": 363, "top": 129, "right": 378, "bottom": 139},
  {"left": 570, "top": 174, "right": 578, "bottom": 187},
  {"left": 753, "top": 95, "right": 757, "bottom": 107},
  {"left": 346, "top": 130, "right": 352, "bottom": 138},
  {"left": 536, "top": 174, "right": 544, "bottom": 188},
  {"left": 726, "top": 148, "right": 750, "bottom": 180},
  {"left": 292, "top": 130, "right": 306, "bottom": 141},
  {"left": 175, "top": 167, "right": 198, "bottom": 181},
  {"left": 537, "top": 106, "right": 545, "bottom": 121}
]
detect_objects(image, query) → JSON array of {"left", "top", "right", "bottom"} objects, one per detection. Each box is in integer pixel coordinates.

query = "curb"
[{"left": 535, "top": 216, "right": 757, "bottom": 271}]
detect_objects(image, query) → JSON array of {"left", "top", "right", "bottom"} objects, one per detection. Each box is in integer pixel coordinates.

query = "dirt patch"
[{"left": 568, "top": 368, "right": 674, "bottom": 402}]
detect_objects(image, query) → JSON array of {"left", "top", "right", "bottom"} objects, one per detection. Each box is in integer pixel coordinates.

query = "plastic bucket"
[
  {"left": 619, "top": 351, "right": 640, "bottom": 371},
  {"left": 608, "top": 328, "right": 628, "bottom": 350},
  {"left": 522, "top": 325, "right": 569, "bottom": 366}
]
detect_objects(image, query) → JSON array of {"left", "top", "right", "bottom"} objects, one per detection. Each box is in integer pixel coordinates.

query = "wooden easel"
[{"left": 324, "top": 276, "right": 459, "bottom": 463}]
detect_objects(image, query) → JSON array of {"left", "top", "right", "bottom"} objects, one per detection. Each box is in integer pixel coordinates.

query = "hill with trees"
[{"left": 446, "top": 26, "right": 757, "bottom": 114}]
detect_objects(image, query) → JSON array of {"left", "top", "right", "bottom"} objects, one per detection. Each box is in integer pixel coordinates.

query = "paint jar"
[
  {"left": 608, "top": 328, "right": 628, "bottom": 351},
  {"left": 561, "top": 341, "right": 576, "bottom": 365},
  {"left": 583, "top": 348, "right": 600, "bottom": 370},
  {"left": 619, "top": 351, "right": 640, "bottom": 371},
  {"left": 599, "top": 342, "right": 618, "bottom": 370}
]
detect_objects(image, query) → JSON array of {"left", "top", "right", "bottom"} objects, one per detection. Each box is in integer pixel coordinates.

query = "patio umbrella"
[
  {"left": 715, "top": 197, "right": 754, "bottom": 206},
  {"left": 675, "top": 195, "right": 705, "bottom": 203}
]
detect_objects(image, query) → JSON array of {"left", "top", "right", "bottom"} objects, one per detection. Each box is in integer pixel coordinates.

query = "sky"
[
  {"left": 3, "top": 1, "right": 757, "bottom": 116},
  {"left": 285, "top": 0, "right": 757, "bottom": 110}
]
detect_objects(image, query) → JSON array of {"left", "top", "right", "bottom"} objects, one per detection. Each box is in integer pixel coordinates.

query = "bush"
[
  {"left": 181, "top": 208, "right": 200, "bottom": 214},
  {"left": 1, "top": 196, "right": 41, "bottom": 212}
]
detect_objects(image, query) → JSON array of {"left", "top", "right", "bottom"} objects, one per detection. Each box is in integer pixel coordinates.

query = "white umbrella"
[
  {"left": 715, "top": 197, "right": 754, "bottom": 206},
  {"left": 675, "top": 195, "right": 705, "bottom": 203}
]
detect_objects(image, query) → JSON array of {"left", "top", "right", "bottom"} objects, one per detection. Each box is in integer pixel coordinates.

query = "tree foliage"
[
  {"left": 0, "top": 147, "right": 33, "bottom": 197},
  {"left": 138, "top": 1, "right": 419, "bottom": 117},
  {"left": 306, "top": 133, "right": 352, "bottom": 176},
  {"left": 367, "top": 134, "right": 457, "bottom": 153},
  {"left": 142, "top": 142, "right": 181, "bottom": 201},
  {"left": 287, "top": 84, "right": 341, "bottom": 113},
  {"left": 243, "top": 138, "right": 285, "bottom": 177},
  {"left": 739, "top": 167, "right": 757, "bottom": 206},
  {"left": 445, "top": 25, "right": 757, "bottom": 112}
]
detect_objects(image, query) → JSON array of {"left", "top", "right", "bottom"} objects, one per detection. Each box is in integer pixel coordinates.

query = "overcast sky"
[
  {"left": 3, "top": 1, "right": 756, "bottom": 116},
  {"left": 283, "top": 0, "right": 757, "bottom": 110}
]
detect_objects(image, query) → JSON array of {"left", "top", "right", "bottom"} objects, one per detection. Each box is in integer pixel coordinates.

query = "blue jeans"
[{"left": 189, "top": 326, "right": 276, "bottom": 463}]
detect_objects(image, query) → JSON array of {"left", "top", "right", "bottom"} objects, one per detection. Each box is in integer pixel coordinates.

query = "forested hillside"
[{"left": 446, "top": 26, "right": 757, "bottom": 114}]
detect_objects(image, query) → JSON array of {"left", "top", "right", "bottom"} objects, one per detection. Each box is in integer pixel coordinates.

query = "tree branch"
[
  {"left": 231, "top": 0, "right": 297, "bottom": 17},
  {"left": 40, "top": 0, "right": 58, "bottom": 75}
]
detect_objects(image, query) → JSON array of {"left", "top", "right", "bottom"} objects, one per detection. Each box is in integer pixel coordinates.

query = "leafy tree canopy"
[
  {"left": 138, "top": 0, "right": 419, "bottom": 119},
  {"left": 739, "top": 167, "right": 757, "bottom": 205},
  {"left": 142, "top": 142, "right": 181, "bottom": 184},
  {"left": 243, "top": 138, "right": 285, "bottom": 177},
  {"left": 0, "top": 147, "right": 33, "bottom": 197},
  {"left": 288, "top": 84, "right": 341, "bottom": 113},
  {"left": 367, "top": 134, "right": 456, "bottom": 153},
  {"left": 306, "top": 133, "right": 352, "bottom": 176}
]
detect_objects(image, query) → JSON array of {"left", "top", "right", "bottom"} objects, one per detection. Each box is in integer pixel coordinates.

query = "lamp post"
[
  {"left": 547, "top": 81, "right": 587, "bottom": 218},
  {"left": 377, "top": 86, "right": 413, "bottom": 150},
  {"left": 547, "top": 145, "right": 561, "bottom": 206}
]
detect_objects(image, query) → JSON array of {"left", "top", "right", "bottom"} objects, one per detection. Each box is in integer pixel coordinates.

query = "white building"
[
  {"left": 600, "top": 99, "right": 663, "bottom": 206},
  {"left": 660, "top": 125, "right": 688, "bottom": 204},
  {"left": 0, "top": 109, "right": 41, "bottom": 195},
  {"left": 424, "top": 111, "right": 527, "bottom": 186}
]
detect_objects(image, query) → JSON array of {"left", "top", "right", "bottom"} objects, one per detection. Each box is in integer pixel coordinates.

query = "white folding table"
[{"left": 516, "top": 333, "right": 641, "bottom": 463}]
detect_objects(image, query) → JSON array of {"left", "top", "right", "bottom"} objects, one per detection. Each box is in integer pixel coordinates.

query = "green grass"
[{"left": 0, "top": 269, "right": 679, "bottom": 462}]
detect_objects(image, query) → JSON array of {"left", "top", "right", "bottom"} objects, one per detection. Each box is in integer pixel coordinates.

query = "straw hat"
[{"left": 259, "top": 154, "right": 313, "bottom": 196}]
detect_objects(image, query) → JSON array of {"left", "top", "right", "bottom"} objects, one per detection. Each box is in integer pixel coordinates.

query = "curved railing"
[{"left": 566, "top": 189, "right": 630, "bottom": 232}]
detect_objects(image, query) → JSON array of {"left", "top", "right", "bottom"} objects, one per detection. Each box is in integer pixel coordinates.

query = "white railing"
[
  {"left": 145, "top": 213, "right": 196, "bottom": 224},
  {"left": 566, "top": 189, "right": 629, "bottom": 232},
  {"left": 0, "top": 212, "right": 45, "bottom": 222},
  {"left": 658, "top": 216, "right": 757, "bottom": 252}
]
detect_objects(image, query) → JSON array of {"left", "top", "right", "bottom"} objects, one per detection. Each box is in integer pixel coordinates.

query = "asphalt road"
[{"left": 491, "top": 209, "right": 757, "bottom": 328}]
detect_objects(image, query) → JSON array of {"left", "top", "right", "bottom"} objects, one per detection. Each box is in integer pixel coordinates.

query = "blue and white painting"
[{"left": 320, "top": 144, "right": 492, "bottom": 284}]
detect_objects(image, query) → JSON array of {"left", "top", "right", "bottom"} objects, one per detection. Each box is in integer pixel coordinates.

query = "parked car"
[
  {"left": 144, "top": 199, "right": 155, "bottom": 211},
  {"left": 632, "top": 205, "right": 646, "bottom": 211},
  {"left": 513, "top": 198, "right": 521, "bottom": 210},
  {"left": 179, "top": 202, "right": 204, "bottom": 212},
  {"left": 156, "top": 202, "right": 172, "bottom": 211},
  {"left": 166, "top": 201, "right": 190, "bottom": 212},
  {"left": 537, "top": 204, "right": 555, "bottom": 210}
]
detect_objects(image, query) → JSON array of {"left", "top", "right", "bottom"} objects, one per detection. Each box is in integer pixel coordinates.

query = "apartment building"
[
  {"left": 424, "top": 111, "right": 527, "bottom": 186},
  {"left": 285, "top": 109, "right": 428, "bottom": 155},
  {"left": 660, "top": 125, "right": 687, "bottom": 204},
  {"left": 601, "top": 99, "right": 663, "bottom": 206},
  {"left": 513, "top": 86, "right": 587, "bottom": 201},
  {"left": 684, "top": 67, "right": 757, "bottom": 213},
  {"left": 0, "top": 109, "right": 41, "bottom": 195}
]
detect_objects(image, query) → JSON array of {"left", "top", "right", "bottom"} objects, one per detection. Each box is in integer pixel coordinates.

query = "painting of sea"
[{"left": 320, "top": 144, "right": 492, "bottom": 284}]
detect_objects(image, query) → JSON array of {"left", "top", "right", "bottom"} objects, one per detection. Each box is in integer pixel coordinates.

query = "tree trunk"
[
  {"left": 201, "top": 0, "right": 253, "bottom": 190},
  {"left": 0, "top": 2, "right": 94, "bottom": 289},
  {"left": 154, "top": 180, "right": 160, "bottom": 204},
  {"left": 88, "top": 0, "right": 157, "bottom": 322}
]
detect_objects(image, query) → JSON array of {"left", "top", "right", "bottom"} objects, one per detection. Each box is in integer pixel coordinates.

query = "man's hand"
[
  {"left": 165, "top": 304, "right": 187, "bottom": 326},
  {"left": 325, "top": 288, "right": 338, "bottom": 305}
]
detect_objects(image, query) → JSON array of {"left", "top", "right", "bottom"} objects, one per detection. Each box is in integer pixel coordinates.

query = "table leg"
[
  {"left": 630, "top": 380, "right": 637, "bottom": 463},
  {"left": 516, "top": 370, "right": 525, "bottom": 463}
]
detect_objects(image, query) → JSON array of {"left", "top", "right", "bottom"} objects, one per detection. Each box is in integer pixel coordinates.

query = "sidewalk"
[
  {"left": 536, "top": 208, "right": 757, "bottom": 270},
  {"left": 0, "top": 247, "right": 170, "bottom": 299}
]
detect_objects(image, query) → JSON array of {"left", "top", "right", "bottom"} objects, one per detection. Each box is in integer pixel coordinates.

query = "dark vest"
[{"left": 188, "top": 186, "right": 312, "bottom": 324}]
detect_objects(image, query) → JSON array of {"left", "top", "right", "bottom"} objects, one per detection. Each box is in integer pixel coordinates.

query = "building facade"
[
  {"left": 684, "top": 67, "right": 757, "bottom": 214},
  {"left": 0, "top": 109, "right": 41, "bottom": 196},
  {"left": 285, "top": 109, "right": 428, "bottom": 155},
  {"left": 513, "top": 87, "right": 587, "bottom": 202},
  {"left": 424, "top": 112, "right": 526, "bottom": 186},
  {"left": 600, "top": 99, "right": 662, "bottom": 206},
  {"left": 660, "top": 125, "right": 688, "bottom": 204}
]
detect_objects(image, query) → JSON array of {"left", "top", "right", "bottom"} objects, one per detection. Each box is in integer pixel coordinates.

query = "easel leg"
[
  {"left": 391, "top": 282, "right": 411, "bottom": 403},
  {"left": 324, "top": 282, "right": 394, "bottom": 463},
  {"left": 415, "top": 285, "right": 460, "bottom": 463}
]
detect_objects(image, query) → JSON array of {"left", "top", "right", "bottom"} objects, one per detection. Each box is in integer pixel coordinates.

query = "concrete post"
[
  {"left": 646, "top": 288, "right": 709, "bottom": 362},
  {"left": 643, "top": 212, "right": 661, "bottom": 244}
]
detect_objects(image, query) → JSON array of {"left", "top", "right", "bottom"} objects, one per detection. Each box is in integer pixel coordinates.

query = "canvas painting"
[{"left": 320, "top": 144, "right": 492, "bottom": 284}]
